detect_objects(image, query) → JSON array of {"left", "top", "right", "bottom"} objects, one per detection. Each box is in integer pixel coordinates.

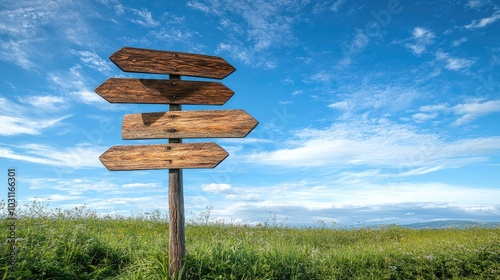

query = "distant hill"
[{"left": 400, "top": 220, "right": 500, "bottom": 229}]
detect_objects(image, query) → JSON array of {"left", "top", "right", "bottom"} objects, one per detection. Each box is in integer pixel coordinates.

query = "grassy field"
[{"left": 0, "top": 201, "right": 498, "bottom": 279}]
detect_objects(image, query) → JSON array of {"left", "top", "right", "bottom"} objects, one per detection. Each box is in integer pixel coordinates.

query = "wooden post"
[
  {"left": 168, "top": 74, "right": 185, "bottom": 277},
  {"left": 96, "top": 47, "right": 257, "bottom": 277}
]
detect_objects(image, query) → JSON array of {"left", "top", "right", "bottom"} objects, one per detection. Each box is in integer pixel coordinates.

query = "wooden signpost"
[{"left": 95, "top": 47, "right": 257, "bottom": 276}]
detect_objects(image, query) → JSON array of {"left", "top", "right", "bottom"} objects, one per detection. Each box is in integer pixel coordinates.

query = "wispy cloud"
[
  {"left": 435, "top": 51, "right": 475, "bottom": 71},
  {"left": 71, "top": 89, "right": 108, "bottom": 105},
  {"left": 48, "top": 65, "right": 112, "bottom": 108},
  {"left": 248, "top": 119, "right": 500, "bottom": 171},
  {"left": 331, "top": 0, "right": 346, "bottom": 12},
  {"left": 78, "top": 51, "right": 112, "bottom": 74},
  {"left": 0, "top": 143, "right": 105, "bottom": 169},
  {"left": 187, "top": 0, "right": 306, "bottom": 68},
  {"left": 328, "top": 85, "right": 420, "bottom": 117},
  {"left": 464, "top": 11, "right": 500, "bottom": 29},
  {"left": 453, "top": 99, "right": 500, "bottom": 125},
  {"left": 466, "top": 0, "right": 490, "bottom": 9},
  {"left": 149, "top": 27, "right": 205, "bottom": 52},
  {"left": 129, "top": 7, "right": 159, "bottom": 27},
  {"left": 199, "top": 180, "right": 500, "bottom": 225},
  {"left": 0, "top": 96, "right": 70, "bottom": 136},
  {"left": 338, "top": 29, "right": 369, "bottom": 66},
  {"left": 109, "top": 3, "right": 159, "bottom": 27},
  {"left": 0, "top": 1, "right": 98, "bottom": 69},
  {"left": 202, "top": 183, "right": 233, "bottom": 194},
  {"left": 451, "top": 37, "right": 468, "bottom": 47},
  {"left": 0, "top": 115, "right": 70, "bottom": 136},
  {"left": 405, "top": 27, "right": 435, "bottom": 55},
  {"left": 412, "top": 112, "right": 439, "bottom": 123},
  {"left": 412, "top": 104, "right": 451, "bottom": 123},
  {"left": 27, "top": 178, "right": 118, "bottom": 194},
  {"left": 19, "top": 95, "right": 67, "bottom": 112}
]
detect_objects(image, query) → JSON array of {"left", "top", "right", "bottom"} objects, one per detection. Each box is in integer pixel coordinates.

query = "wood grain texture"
[
  {"left": 94, "top": 78, "right": 234, "bottom": 105},
  {"left": 168, "top": 73, "right": 185, "bottom": 277},
  {"left": 110, "top": 47, "right": 236, "bottom": 79},
  {"left": 122, "top": 109, "right": 258, "bottom": 139},
  {"left": 99, "top": 143, "right": 228, "bottom": 170}
]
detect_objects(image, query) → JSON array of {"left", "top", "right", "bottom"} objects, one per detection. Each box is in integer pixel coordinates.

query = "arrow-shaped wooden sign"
[
  {"left": 99, "top": 143, "right": 228, "bottom": 171},
  {"left": 110, "top": 47, "right": 236, "bottom": 79},
  {"left": 95, "top": 78, "right": 234, "bottom": 105},
  {"left": 122, "top": 109, "right": 258, "bottom": 139}
]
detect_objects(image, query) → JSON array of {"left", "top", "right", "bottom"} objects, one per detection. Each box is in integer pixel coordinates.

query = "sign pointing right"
[{"left": 122, "top": 109, "right": 258, "bottom": 139}]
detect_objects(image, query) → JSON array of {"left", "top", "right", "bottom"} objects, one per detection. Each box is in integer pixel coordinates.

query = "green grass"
[{"left": 0, "top": 200, "right": 498, "bottom": 279}]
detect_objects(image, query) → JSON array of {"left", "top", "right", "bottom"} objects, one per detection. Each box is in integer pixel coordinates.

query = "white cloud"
[
  {"left": 328, "top": 85, "right": 420, "bottom": 117},
  {"left": 122, "top": 183, "right": 159, "bottom": 189},
  {"left": 71, "top": 89, "right": 107, "bottom": 105},
  {"left": 78, "top": 51, "right": 112, "bottom": 73},
  {"left": 410, "top": 103, "right": 451, "bottom": 123},
  {"left": 186, "top": 1, "right": 216, "bottom": 15},
  {"left": 328, "top": 101, "right": 351, "bottom": 111},
  {"left": 412, "top": 112, "right": 439, "bottom": 123},
  {"left": 464, "top": 11, "right": 500, "bottom": 29},
  {"left": 0, "top": 115, "right": 70, "bottom": 136},
  {"left": 0, "top": 96, "right": 71, "bottom": 136},
  {"left": 201, "top": 183, "right": 232, "bottom": 194},
  {"left": 130, "top": 7, "right": 159, "bottom": 27},
  {"left": 0, "top": 40, "right": 37, "bottom": 70},
  {"left": 339, "top": 29, "right": 369, "bottom": 66},
  {"left": 20, "top": 95, "right": 67, "bottom": 112},
  {"left": 113, "top": 3, "right": 125, "bottom": 15},
  {"left": 0, "top": 143, "right": 105, "bottom": 169},
  {"left": 466, "top": 0, "right": 488, "bottom": 9},
  {"left": 310, "top": 71, "right": 335, "bottom": 83},
  {"left": 419, "top": 104, "right": 450, "bottom": 112},
  {"left": 190, "top": 0, "right": 306, "bottom": 67},
  {"left": 453, "top": 99, "right": 500, "bottom": 125},
  {"left": 248, "top": 119, "right": 500, "bottom": 170},
  {"left": 220, "top": 138, "right": 273, "bottom": 144},
  {"left": 331, "top": 0, "right": 345, "bottom": 12},
  {"left": 435, "top": 51, "right": 475, "bottom": 71},
  {"left": 199, "top": 181, "right": 500, "bottom": 225},
  {"left": 405, "top": 27, "right": 435, "bottom": 55},
  {"left": 0, "top": 1, "right": 97, "bottom": 69},
  {"left": 48, "top": 194, "right": 86, "bottom": 202},
  {"left": 451, "top": 37, "right": 468, "bottom": 47}
]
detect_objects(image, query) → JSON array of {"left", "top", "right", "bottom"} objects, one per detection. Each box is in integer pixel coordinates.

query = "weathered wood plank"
[
  {"left": 122, "top": 109, "right": 258, "bottom": 139},
  {"left": 94, "top": 78, "right": 234, "bottom": 105},
  {"left": 110, "top": 47, "right": 236, "bottom": 79},
  {"left": 99, "top": 143, "right": 228, "bottom": 170}
]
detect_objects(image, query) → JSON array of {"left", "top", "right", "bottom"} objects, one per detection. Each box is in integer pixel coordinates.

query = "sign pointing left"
[{"left": 99, "top": 143, "right": 228, "bottom": 170}]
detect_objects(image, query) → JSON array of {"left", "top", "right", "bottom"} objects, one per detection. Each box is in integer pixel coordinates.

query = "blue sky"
[{"left": 1, "top": 0, "right": 499, "bottom": 226}]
